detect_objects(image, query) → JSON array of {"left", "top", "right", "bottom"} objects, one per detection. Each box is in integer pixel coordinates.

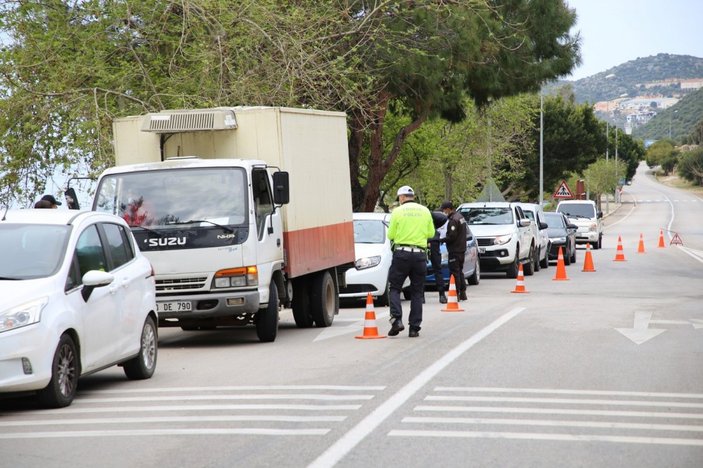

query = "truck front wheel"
[
  {"left": 256, "top": 283, "right": 279, "bottom": 342},
  {"left": 311, "top": 271, "right": 336, "bottom": 328}
]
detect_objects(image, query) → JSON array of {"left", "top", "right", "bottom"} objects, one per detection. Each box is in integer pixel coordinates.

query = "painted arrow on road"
[{"left": 615, "top": 311, "right": 666, "bottom": 345}]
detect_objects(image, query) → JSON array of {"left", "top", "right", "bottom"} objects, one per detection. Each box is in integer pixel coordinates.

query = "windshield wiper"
[
  {"left": 167, "top": 220, "right": 234, "bottom": 233},
  {"left": 0, "top": 276, "right": 20, "bottom": 280},
  {"left": 567, "top": 214, "right": 589, "bottom": 219},
  {"left": 129, "top": 225, "right": 162, "bottom": 237}
]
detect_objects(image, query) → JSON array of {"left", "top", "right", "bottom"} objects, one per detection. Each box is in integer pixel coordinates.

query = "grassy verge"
[{"left": 654, "top": 172, "right": 703, "bottom": 197}]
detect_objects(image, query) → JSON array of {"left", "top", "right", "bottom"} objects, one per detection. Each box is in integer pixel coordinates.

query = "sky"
[{"left": 565, "top": 0, "right": 703, "bottom": 80}]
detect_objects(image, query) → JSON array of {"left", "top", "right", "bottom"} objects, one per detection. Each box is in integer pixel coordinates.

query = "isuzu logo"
[{"left": 146, "top": 237, "right": 186, "bottom": 247}]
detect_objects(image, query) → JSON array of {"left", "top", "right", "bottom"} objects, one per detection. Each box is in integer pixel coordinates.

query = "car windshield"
[
  {"left": 460, "top": 207, "right": 513, "bottom": 225},
  {"left": 0, "top": 224, "right": 70, "bottom": 279},
  {"left": 523, "top": 210, "right": 535, "bottom": 221},
  {"left": 94, "top": 167, "right": 248, "bottom": 228},
  {"left": 544, "top": 213, "right": 565, "bottom": 228},
  {"left": 557, "top": 203, "right": 595, "bottom": 218},
  {"left": 353, "top": 219, "right": 386, "bottom": 244}
]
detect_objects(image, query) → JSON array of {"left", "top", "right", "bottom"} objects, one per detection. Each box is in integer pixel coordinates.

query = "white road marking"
[
  {"left": 52, "top": 404, "right": 363, "bottom": 414},
  {"left": 615, "top": 310, "right": 666, "bottom": 344},
  {"left": 433, "top": 387, "right": 703, "bottom": 399},
  {"left": 80, "top": 385, "right": 386, "bottom": 394},
  {"left": 75, "top": 394, "right": 375, "bottom": 403},
  {"left": 678, "top": 245, "right": 703, "bottom": 264},
  {"left": 0, "top": 415, "right": 347, "bottom": 427},
  {"left": 387, "top": 429, "right": 703, "bottom": 446},
  {"left": 414, "top": 405, "right": 703, "bottom": 419},
  {"left": 425, "top": 396, "right": 703, "bottom": 408},
  {"left": 307, "top": 307, "right": 525, "bottom": 468},
  {"left": 401, "top": 416, "right": 703, "bottom": 432},
  {"left": 0, "top": 428, "right": 330, "bottom": 439}
]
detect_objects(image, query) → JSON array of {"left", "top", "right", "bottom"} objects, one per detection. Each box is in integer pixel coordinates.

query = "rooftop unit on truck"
[{"left": 93, "top": 107, "right": 355, "bottom": 342}]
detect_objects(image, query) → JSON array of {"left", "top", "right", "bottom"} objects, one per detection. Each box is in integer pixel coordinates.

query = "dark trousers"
[
  {"left": 388, "top": 250, "right": 427, "bottom": 330},
  {"left": 428, "top": 241, "right": 445, "bottom": 293},
  {"left": 448, "top": 251, "right": 466, "bottom": 294}
]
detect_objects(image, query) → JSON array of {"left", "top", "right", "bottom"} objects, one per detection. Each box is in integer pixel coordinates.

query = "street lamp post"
[{"left": 539, "top": 93, "right": 544, "bottom": 206}]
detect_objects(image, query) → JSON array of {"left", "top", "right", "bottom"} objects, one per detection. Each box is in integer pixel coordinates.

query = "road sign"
[
  {"left": 553, "top": 180, "right": 573, "bottom": 199},
  {"left": 670, "top": 233, "right": 683, "bottom": 245}
]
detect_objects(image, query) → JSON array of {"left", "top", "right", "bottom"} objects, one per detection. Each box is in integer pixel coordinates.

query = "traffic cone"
[
  {"left": 658, "top": 229, "right": 666, "bottom": 248},
  {"left": 582, "top": 243, "right": 596, "bottom": 272},
  {"left": 355, "top": 293, "right": 387, "bottom": 339},
  {"left": 441, "top": 275, "right": 464, "bottom": 312},
  {"left": 553, "top": 246, "right": 569, "bottom": 281},
  {"left": 510, "top": 263, "right": 528, "bottom": 293},
  {"left": 637, "top": 234, "right": 646, "bottom": 254},
  {"left": 613, "top": 235, "right": 626, "bottom": 262}
]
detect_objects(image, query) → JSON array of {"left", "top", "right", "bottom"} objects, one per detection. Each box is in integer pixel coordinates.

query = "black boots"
[{"left": 439, "top": 292, "right": 448, "bottom": 304}]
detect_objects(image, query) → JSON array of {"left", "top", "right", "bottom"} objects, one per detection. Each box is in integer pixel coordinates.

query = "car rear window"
[{"left": 557, "top": 203, "right": 595, "bottom": 218}]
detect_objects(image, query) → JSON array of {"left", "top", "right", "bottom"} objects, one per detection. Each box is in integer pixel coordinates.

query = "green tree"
[
  {"left": 645, "top": 140, "right": 678, "bottom": 174},
  {"left": 0, "top": 0, "right": 580, "bottom": 210},
  {"left": 677, "top": 147, "right": 703, "bottom": 186},
  {"left": 583, "top": 158, "right": 626, "bottom": 208}
]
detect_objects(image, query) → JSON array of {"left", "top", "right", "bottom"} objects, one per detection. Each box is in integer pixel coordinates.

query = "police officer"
[
  {"left": 387, "top": 186, "right": 435, "bottom": 338},
  {"left": 428, "top": 211, "right": 448, "bottom": 304},
  {"left": 440, "top": 200, "right": 468, "bottom": 301}
]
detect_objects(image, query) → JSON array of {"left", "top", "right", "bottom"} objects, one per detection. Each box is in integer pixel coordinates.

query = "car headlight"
[
  {"left": 0, "top": 297, "right": 48, "bottom": 333},
  {"left": 493, "top": 234, "right": 512, "bottom": 246},
  {"left": 355, "top": 256, "right": 382, "bottom": 270}
]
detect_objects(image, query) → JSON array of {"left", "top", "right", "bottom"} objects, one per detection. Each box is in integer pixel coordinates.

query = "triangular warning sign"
[
  {"left": 670, "top": 233, "right": 683, "bottom": 245},
  {"left": 553, "top": 180, "right": 573, "bottom": 199}
]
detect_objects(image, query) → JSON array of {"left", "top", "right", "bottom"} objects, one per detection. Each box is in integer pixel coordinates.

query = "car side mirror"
[
  {"left": 597, "top": 211, "right": 603, "bottom": 219},
  {"left": 539, "top": 221, "right": 549, "bottom": 230},
  {"left": 519, "top": 219, "right": 531, "bottom": 227},
  {"left": 567, "top": 223, "right": 578, "bottom": 230},
  {"left": 81, "top": 270, "right": 114, "bottom": 301}
]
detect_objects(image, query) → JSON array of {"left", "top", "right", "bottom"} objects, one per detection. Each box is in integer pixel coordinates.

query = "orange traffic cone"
[
  {"left": 553, "top": 246, "right": 569, "bottom": 281},
  {"left": 441, "top": 275, "right": 464, "bottom": 312},
  {"left": 613, "top": 235, "right": 626, "bottom": 262},
  {"left": 658, "top": 229, "right": 666, "bottom": 248},
  {"left": 510, "top": 263, "right": 528, "bottom": 293},
  {"left": 355, "top": 293, "right": 387, "bottom": 339},
  {"left": 637, "top": 234, "right": 646, "bottom": 254},
  {"left": 582, "top": 243, "right": 596, "bottom": 272}
]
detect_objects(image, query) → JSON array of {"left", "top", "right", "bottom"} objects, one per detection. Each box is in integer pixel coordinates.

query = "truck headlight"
[
  {"left": 493, "top": 234, "right": 512, "bottom": 246},
  {"left": 214, "top": 266, "right": 258, "bottom": 288},
  {"left": 355, "top": 256, "right": 381, "bottom": 270},
  {"left": 0, "top": 298, "right": 47, "bottom": 333},
  {"left": 589, "top": 223, "right": 597, "bottom": 232}
]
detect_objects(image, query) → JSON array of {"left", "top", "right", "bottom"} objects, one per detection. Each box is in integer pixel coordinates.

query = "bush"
[{"left": 677, "top": 147, "right": 703, "bottom": 186}]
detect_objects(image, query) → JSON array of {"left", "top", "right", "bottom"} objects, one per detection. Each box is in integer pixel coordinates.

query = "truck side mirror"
[
  {"left": 64, "top": 187, "right": 80, "bottom": 210},
  {"left": 272, "top": 171, "right": 290, "bottom": 205},
  {"left": 597, "top": 211, "right": 603, "bottom": 219}
]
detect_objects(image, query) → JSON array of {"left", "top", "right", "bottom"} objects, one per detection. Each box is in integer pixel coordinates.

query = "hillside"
[
  {"left": 633, "top": 87, "right": 703, "bottom": 141},
  {"left": 568, "top": 54, "right": 703, "bottom": 104}
]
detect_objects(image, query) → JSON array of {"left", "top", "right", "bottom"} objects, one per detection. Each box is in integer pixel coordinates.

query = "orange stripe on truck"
[{"left": 283, "top": 221, "right": 355, "bottom": 278}]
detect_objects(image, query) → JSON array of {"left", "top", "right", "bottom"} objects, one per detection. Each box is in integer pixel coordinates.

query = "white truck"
[{"left": 91, "top": 107, "right": 355, "bottom": 342}]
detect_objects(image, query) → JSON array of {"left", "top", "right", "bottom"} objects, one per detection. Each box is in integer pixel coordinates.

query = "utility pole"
[
  {"left": 606, "top": 121, "right": 609, "bottom": 161},
  {"left": 539, "top": 93, "right": 544, "bottom": 206}
]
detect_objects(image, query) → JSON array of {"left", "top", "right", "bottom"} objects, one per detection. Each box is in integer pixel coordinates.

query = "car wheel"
[
  {"left": 467, "top": 260, "right": 480, "bottom": 286},
  {"left": 377, "top": 281, "right": 391, "bottom": 307},
  {"left": 124, "top": 316, "right": 158, "bottom": 379},
  {"left": 570, "top": 246, "right": 577, "bottom": 264},
  {"left": 38, "top": 334, "right": 79, "bottom": 408},
  {"left": 564, "top": 246, "right": 572, "bottom": 265},
  {"left": 523, "top": 246, "right": 535, "bottom": 276},
  {"left": 534, "top": 246, "right": 541, "bottom": 272},
  {"left": 506, "top": 250, "right": 520, "bottom": 279},
  {"left": 292, "top": 277, "right": 314, "bottom": 328},
  {"left": 256, "top": 282, "right": 279, "bottom": 342},
  {"left": 310, "top": 271, "right": 336, "bottom": 328}
]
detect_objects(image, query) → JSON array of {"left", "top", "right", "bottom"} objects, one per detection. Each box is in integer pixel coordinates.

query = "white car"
[
  {"left": 458, "top": 202, "right": 536, "bottom": 278},
  {"left": 0, "top": 209, "right": 158, "bottom": 408},
  {"left": 339, "top": 212, "right": 408, "bottom": 306},
  {"left": 556, "top": 199, "right": 603, "bottom": 249},
  {"left": 515, "top": 202, "right": 551, "bottom": 271}
]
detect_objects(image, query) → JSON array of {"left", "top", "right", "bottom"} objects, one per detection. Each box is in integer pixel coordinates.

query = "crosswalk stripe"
[
  {"left": 425, "top": 395, "right": 703, "bottom": 408},
  {"left": 413, "top": 405, "right": 703, "bottom": 419},
  {"left": 49, "top": 404, "right": 363, "bottom": 414},
  {"left": 0, "top": 428, "right": 330, "bottom": 439},
  {"left": 0, "top": 415, "right": 347, "bottom": 427},
  {"left": 433, "top": 387, "right": 703, "bottom": 399},
  {"left": 75, "top": 394, "right": 375, "bottom": 404}
]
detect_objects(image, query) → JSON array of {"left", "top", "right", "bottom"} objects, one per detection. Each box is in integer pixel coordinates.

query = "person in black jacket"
[
  {"left": 440, "top": 200, "right": 468, "bottom": 301},
  {"left": 428, "top": 211, "right": 448, "bottom": 304}
]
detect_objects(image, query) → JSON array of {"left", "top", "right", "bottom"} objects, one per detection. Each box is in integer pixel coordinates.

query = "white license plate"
[
  {"left": 156, "top": 301, "right": 192, "bottom": 313},
  {"left": 478, "top": 248, "right": 486, "bottom": 254}
]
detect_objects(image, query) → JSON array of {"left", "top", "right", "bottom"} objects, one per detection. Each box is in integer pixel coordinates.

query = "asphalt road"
[{"left": 2, "top": 163, "right": 702, "bottom": 468}]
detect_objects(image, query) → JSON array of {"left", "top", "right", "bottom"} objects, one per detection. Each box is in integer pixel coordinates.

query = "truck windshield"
[{"left": 94, "top": 168, "right": 247, "bottom": 228}]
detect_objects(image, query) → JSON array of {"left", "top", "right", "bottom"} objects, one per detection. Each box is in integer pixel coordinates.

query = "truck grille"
[{"left": 156, "top": 276, "right": 208, "bottom": 292}]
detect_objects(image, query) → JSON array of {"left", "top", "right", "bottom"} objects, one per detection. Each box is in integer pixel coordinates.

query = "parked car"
[
  {"left": 515, "top": 202, "right": 550, "bottom": 272},
  {"left": 340, "top": 212, "right": 408, "bottom": 306},
  {"left": 544, "top": 212, "right": 577, "bottom": 265},
  {"left": 425, "top": 227, "right": 481, "bottom": 288},
  {"left": 556, "top": 199, "right": 603, "bottom": 249},
  {"left": 458, "top": 202, "right": 536, "bottom": 278},
  {"left": 0, "top": 209, "right": 158, "bottom": 408}
]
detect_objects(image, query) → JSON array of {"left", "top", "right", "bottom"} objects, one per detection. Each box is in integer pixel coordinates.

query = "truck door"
[{"left": 252, "top": 168, "right": 283, "bottom": 292}]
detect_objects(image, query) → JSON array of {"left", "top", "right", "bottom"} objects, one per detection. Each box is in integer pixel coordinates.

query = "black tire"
[
  {"left": 256, "top": 283, "right": 279, "bottom": 342},
  {"left": 597, "top": 235, "right": 603, "bottom": 249},
  {"left": 570, "top": 247, "right": 577, "bottom": 264},
  {"left": 467, "top": 260, "right": 480, "bottom": 286},
  {"left": 124, "top": 316, "right": 158, "bottom": 379},
  {"left": 506, "top": 249, "right": 520, "bottom": 279},
  {"left": 564, "top": 246, "right": 572, "bottom": 265},
  {"left": 540, "top": 245, "right": 549, "bottom": 269},
  {"left": 523, "top": 246, "right": 535, "bottom": 276},
  {"left": 377, "top": 281, "right": 391, "bottom": 307},
  {"left": 292, "top": 277, "right": 314, "bottom": 328},
  {"left": 534, "top": 247, "right": 541, "bottom": 272},
  {"left": 38, "top": 334, "right": 79, "bottom": 408},
  {"left": 310, "top": 271, "right": 336, "bottom": 328}
]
